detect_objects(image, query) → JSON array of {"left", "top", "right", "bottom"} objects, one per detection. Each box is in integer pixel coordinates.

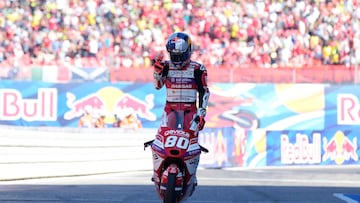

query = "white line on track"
[
  {"left": 199, "top": 177, "right": 359, "bottom": 186},
  {"left": 333, "top": 193, "right": 359, "bottom": 203}
]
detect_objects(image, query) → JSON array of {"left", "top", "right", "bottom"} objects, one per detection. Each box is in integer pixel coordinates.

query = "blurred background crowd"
[
  {"left": 0, "top": 0, "right": 359, "bottom": 72},
  {"left": 78, "top": 105, "right": 143, "bottom": 129}
]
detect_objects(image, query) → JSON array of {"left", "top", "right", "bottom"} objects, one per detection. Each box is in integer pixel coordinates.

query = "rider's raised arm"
[{"left": 152, "top": 57, "right": 169, "bottom": 90}]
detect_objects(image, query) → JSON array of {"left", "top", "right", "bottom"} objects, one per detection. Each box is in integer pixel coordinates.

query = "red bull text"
[
  {"left": 281, "top": 133, "right": 321, "bottom": 164},
  {"left": 337, "top": 94, "right": 360, "bottom": 125},
  {"left": 0, "top": 88, "right": 57, "bottom": 121}
]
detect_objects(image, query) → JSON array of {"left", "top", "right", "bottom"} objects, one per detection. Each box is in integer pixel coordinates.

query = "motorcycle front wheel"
[{"left": 163, "top": 173, "right": 177, "bottom": 203}]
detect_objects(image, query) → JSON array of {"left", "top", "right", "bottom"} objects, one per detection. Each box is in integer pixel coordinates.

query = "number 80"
[{"left": 164, "top": 136, "right": 189, "bottom": 149}]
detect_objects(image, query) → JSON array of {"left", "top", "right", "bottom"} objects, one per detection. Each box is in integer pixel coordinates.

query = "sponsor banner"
[
  {"left": 0, "top": 81, "right": 164, "bottom": 128},
  {"left": 321, "top": 130, "right": 359, "bottom": 165},
  {"left": 0, "top": 81, "right": 327, "bottom": 130},
  {"left": 208, "top": 83, "right": 325, "bottom": 130},
  {"left": 198, "top": 127, "right": 236, "bottom": 168},
  {"left": 245, "top": 129, "right": 267, "bottom": 167},
  {"left": 267, "top": 130, "right": 359, "bottom": 166},
  {"left": 325, "top": 85, "right": 360, "bottom": 130},
  {"left": 198, "top": 127, "right": 266, "bottom": 168}
]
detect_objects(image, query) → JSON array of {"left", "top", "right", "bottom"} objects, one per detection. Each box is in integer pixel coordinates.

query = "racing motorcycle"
[{"left": 144, "top": 110, "right": 208, "bottom": 203}]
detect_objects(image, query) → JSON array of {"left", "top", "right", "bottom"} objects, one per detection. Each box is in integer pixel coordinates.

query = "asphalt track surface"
[{"left": 0, "top": 166, "right": 359, "bottom": 203}]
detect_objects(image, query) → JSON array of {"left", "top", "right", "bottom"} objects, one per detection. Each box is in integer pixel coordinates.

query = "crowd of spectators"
[{"left": 0, "top": 0, "right": 359, "bottom": 73}]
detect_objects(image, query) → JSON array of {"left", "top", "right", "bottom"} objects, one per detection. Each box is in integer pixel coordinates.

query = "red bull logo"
[
  {"left": 113, "top": 94, "right": 156, "bottom": 121},
  {"left": 64, "top": 92, "right": 105, "bottom": 119},
  {"left": 64, "top": 86, "right": 156, "bottom": 121},
  {"left": 322, "top": 131, "right": 358, "bottom": 165}
]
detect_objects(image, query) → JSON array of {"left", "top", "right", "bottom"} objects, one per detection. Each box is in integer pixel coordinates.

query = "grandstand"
[{"left": 0, "top": 0, "right": 359, "bottom": 83}]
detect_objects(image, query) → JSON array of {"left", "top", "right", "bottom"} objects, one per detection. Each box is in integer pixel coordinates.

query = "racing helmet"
[{"left": 165, "top": 32, "right": 192, "bottom": 67}]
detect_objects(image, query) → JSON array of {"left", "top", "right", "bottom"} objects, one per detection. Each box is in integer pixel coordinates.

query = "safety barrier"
[
  {"left": 108, "top": 66, "right": 359, "bottom": 84},
  {"left": 0, "top": 126, "right": 156, "bottom": 181},
  {"left": 1, "top": 62, "right": 358, "bottom": 84}
]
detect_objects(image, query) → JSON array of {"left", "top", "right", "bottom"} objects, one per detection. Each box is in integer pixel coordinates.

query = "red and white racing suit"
[
  {"left": 153, "top": 60, "right": 210, "bottom": 132},
  {"left": 152, "top": 59, "right": 210, "bottom": 196}
]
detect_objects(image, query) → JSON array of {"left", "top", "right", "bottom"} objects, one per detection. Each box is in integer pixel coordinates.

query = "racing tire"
[{"left": 163, "top": 173, "right": 177, "bottom": 203}]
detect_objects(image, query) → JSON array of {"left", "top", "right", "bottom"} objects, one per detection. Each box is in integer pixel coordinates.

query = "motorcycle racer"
[
  {"left": 152, "top": 32, "right": 210, "bottom": 196},
  {"left": 153, "top": 32, "right": 210, "bottom": 132}
]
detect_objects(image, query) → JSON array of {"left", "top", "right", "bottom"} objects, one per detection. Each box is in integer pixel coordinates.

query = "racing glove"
[
  {"left": 197, "top": 108, "right": 206, "bottom": 117},
  {"left": 152, "top": 53, "right": 164, "bottom": 74},
  {"left": 197, "top": 108, "right": 206, "bottom": 130},
  {"left": 190, "top": 115, "right": 206, "bottom": 131},
  {"left": 198, "top": 116, "right": 206, "bottom": 131}
]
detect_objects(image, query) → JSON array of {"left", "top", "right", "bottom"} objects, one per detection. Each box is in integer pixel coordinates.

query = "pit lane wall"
[{"left": 0, "top": 81, "right": 359, "bottom": 173}]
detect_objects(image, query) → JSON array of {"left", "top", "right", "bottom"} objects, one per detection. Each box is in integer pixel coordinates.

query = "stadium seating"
[{"left": 0, "top": 0, "right": 358, "bottom": 83}]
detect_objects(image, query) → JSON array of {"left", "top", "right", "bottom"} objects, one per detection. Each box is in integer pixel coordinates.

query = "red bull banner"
[
  {"left": 324, "top": 85, "right": 360, "bottom": 131},
  {"left": 266, "top": 130, "right": 359, "bottom": 166},
  {"left": 244, "top": 129, "right": 267, "bottom": 167},
  {"left": 0, "top": 81, "right": 163, "bottom": 127},
  {"left": 198, "top": 127, "right": 267, "bottom": 168},
  {"left": 0, "top": 81, "right": 323, "bottom": 129},
  {"left": 207, "top": 83, "right": 326, "bottom": 131},
  {"left": 197, "top": 128, "right": 359, "bottom": 168},
  {"left": 199, "top": 127, "right": 252, "bottom": 168},
  {"left": 1, "top": 80, "right": 360, "bottom": 134}
]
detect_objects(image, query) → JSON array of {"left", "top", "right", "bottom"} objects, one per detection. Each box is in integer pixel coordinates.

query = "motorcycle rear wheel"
[{"left": 163, "top": 173, "right": 177, "bottom": 203}]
